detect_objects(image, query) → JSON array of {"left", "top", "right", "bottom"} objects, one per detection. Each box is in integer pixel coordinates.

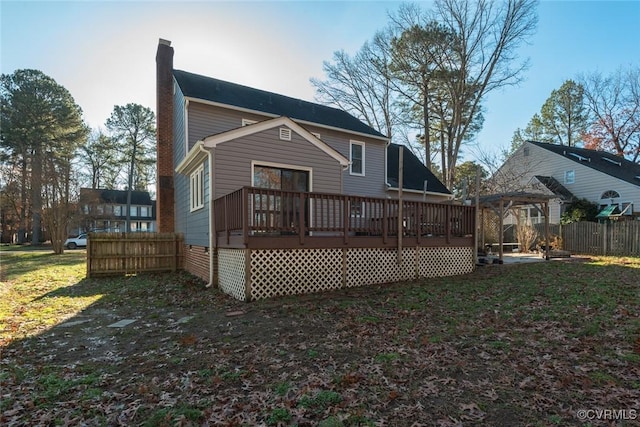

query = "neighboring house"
[
  {"left": 155, "top": 39, "right": 474, "bottom": 300},
  {"left": 494, "top": 140, "right": 640, "bottom": 225},
  {"left": 74, "top": 188, "right": 157, "bottom": 234}
]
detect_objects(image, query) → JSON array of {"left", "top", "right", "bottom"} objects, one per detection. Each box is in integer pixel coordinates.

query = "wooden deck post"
[
  {"left": 298, "top": 192, "right": 305, "bottom": 245},
  {"left": 242, "top": 187, "right": 249, "bottom": 247}
]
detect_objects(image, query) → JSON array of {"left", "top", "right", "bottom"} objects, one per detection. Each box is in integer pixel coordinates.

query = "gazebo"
[{"left": 478, "top": 192, "right": 553, "bottom": 261}]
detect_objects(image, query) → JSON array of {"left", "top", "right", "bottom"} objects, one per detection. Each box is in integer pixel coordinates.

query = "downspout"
[
  {"left": 188, "top": 141, "right": 215, "bottom": 288},
  {"left": 206, "top": 145, "right": 215, "bottom": 288}
]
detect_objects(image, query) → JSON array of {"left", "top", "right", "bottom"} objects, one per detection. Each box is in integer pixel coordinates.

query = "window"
[
  {"left": 190, "top": 164, "right": 205, "bottom": 211},
  {"left": 114, "top": 205, "right": 122, "bottom": 216},
  {"left": 140, "top": 206, "right": 149, "bottom": 217},
  {"left": 601, "top": 190, "right": 620, "bottom": 200},
  {"left": 523, "top": 147, "right": 530, "bottom": 157},
  {"left": 564, "top": 170, "right": 575, "bottom": 184},
  {"left": 350, "top": 141, "right": 365, "bottom": 176},
  {"left": 242, "top": 119, "right": 257, "bottom": 126},
  {"left": 130, "top": 206, "right": 137, "bottom": 216}
]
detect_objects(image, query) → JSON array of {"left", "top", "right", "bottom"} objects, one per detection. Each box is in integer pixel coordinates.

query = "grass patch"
[{"left": 1, "top": 253, "right": 638, "bottom": 425}]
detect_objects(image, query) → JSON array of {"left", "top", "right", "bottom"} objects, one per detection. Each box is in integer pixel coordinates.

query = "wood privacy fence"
[
  {"left": 535, "top": 221, "right": 640, "bottom": 256},
  {"left": 86, "top": 232, "right": 183, "bottom": 277}
]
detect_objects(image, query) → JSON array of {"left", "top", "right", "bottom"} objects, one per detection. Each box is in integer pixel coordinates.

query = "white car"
[{"left": 65, "top": 234, "right": 87, "bottom": 249}]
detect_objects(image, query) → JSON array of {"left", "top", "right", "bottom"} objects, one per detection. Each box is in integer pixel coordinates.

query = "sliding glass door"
[{"left": 253, "top": 165, "right": 310, "bottom": 233}]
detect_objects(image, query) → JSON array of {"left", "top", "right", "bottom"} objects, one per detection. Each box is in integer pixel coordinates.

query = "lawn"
[{"left": 1, "top": 247, "right": 639, "bottom": 426}]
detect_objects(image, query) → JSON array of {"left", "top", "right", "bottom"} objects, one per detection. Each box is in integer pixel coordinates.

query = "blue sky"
[{"left": 2, "top": 1, "right": 639, "bottom": 163}]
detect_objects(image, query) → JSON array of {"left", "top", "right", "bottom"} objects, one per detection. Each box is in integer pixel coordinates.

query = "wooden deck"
[{"left": 213, "top": 187, "right": 475, "bottom": 249}]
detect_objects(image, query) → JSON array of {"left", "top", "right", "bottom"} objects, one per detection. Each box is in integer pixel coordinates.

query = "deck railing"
[{"left": 213, "top": 187, "right": 475, "bottom": 248}]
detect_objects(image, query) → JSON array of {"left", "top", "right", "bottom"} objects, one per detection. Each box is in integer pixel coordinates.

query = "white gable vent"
[{"left": 279, "top": 127, "right": 292, "bottom": 141}]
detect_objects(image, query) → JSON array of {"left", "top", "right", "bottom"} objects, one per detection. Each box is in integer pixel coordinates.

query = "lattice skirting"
[
  {"left": 217, "top": 249, "right": 247, "bottom": 301},
  {"left": 217, "top": 247, "right": 474, "bottom": 301}
]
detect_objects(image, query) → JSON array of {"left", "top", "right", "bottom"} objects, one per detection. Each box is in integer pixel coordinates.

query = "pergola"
[{"left": 478, "top": 192, "right": 553, "bottom": 261}]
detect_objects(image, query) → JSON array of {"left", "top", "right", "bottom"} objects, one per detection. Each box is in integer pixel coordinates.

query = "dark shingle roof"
[
  {"left": 533, "top": 175, "right": 575, "bottom": 200},
  {"left": 529, "top": 141, "right": 640, "bottom": 187},
  {"left": 386, "top": 144, "right": 451, "bottom": 195},
  {"left": 173, "top": 69, "right": 387, "bottom": 139},
  {"left": 80, "top": 188, "right": 153, "bottom": 205}
]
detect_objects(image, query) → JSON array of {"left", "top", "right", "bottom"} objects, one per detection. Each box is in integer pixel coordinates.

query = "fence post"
[
  {"left": 86, "top": 234, "right": 91, "bottom": 278},
  {"left": 602, "top": 222, "right": 608, "bottom": 256}
]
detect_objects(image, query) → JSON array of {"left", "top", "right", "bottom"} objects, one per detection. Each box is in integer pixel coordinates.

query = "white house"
[{"left": 494, "top": 141, "right": 640, "bottom": 225}]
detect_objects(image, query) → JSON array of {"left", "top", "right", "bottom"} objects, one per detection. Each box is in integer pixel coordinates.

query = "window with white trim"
[
  {"left": 350, "top": 141, "right": 365, "bottom": 176},
  {"left": 190, "top": 164, "right": 205, "bottom": 211},
  {"left": 564, "top": 170, "right": 575, "bottom": 184}
]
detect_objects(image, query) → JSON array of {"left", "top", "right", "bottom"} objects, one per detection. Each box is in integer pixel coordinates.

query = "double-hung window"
[
  {"left": 350, "top": 141, "right": 365, "bottom": 176},
  {"left": 190, "top": 164, "right": 205, "bottom": 211}
]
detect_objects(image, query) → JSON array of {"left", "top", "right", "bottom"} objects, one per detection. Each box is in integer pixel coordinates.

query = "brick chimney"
[{"left": 156, "top": 38, "right": 175, "bottom": 233}]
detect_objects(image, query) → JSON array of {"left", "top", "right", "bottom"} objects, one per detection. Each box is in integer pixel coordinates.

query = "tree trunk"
[
  {"left": 18, "top": 154, "right": 28, "bottom": 244},
  {"left": 31, "top": 144, "right": 42, "bottom": 245},
  {"left": 423, "top": 81, "right": 431, "bottom": 170}
]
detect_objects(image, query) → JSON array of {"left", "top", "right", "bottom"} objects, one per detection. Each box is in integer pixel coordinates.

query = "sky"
[{"left": 2, "top": 0, "right": 639, "bottom": 164}]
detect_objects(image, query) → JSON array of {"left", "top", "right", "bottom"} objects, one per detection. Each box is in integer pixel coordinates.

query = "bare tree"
[
  {"left": 581, "top": 66, "right": 640, "bottom": 162},
  {"left": 311, "top": 30, "right": 401, "bottom": 140},
  {"left": 433, "top": 0, "right": 538, "bottom": 188}
]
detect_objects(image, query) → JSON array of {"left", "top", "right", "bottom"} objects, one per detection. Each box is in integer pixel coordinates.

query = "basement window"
[{"left": 190, "top": 163, "right": 205, "bottom": 212}]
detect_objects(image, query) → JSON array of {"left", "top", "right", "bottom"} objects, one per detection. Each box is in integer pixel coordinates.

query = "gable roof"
[
  {"left": 173, "top": 69, "right": 387, "bottom": 140},
  {"left": 176, "top": 116, "right": 349, "bottom": 175},
  {"left": 386, "top": 144, "right": 451, "bottom": 196},
  {"left": 528, "top": 141, "right": 640, "bottom": 187},
  {"left": 533, "top": 175, "right": 575, "bottom": 200}
]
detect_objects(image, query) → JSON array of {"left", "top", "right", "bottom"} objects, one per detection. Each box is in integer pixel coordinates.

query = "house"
[
  {"left": 155, "top": 39, "right": 475, "bottom": 300},
  {"left": 74, "top": 188, "right": 157, "bottom": 234},
  {"left": 494, "top": 140, "right": 640, "bottom": 225}
]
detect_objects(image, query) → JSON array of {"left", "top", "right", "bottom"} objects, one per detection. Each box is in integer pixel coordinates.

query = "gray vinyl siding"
[
  {"left": 174, "top": 90, "right": 210, "bottom": 246},
  {"left": 299, "top": 126, "right": 388, "bottom": 198},
  {"left": 213, "top": 127, "right": 342, "bottom": 199},
  {"left": 173, "top": 81, "right": 186, "bottom": 165},
  {"left": 174, "top": 161, "right": 210, "bottom": 247},
  {"left": 187, "top": 100, "right": 390, "bottom": 197},
  {"left": 188, "top": 102, "right": 265, "bottom": 151}
]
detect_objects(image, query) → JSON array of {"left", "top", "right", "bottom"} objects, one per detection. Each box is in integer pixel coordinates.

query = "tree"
[
  {"left": 540, "top": 79, "right": 588, "bottom": 146},
  {"left": 311, "top": 30, "right": 401, "bottom": 141},
  {"left": 106, "top": 104, "right": 156, "bottom": 232},
  {"left": 509, "top": 113, "right": 546, "bottom": 153},
  {"left": 1, "top": 69, "right": 87, "bottom": 248},
  {"left": 432, "top": 0, "right": 538, "bottom": 188},
  {"left": 390, "top": 20, "right": 457, "bottom": 171},
  {"left": 451, "top": 160, "right": 488, "bottom": 198},
  {"left": 581, "top": 66, "right": 640, "bottom": 162},
  {"left": 77, "top": 129, "right": 120, "bottom": 189}
]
